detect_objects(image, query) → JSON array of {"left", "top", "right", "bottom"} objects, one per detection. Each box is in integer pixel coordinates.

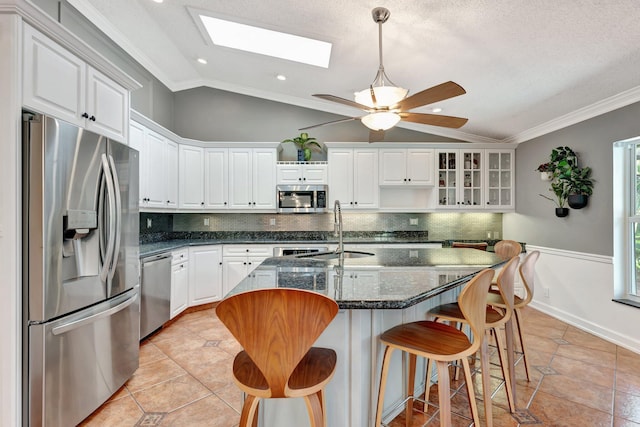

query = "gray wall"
[
  {"left": 31, "top": 0, "right": 175, "bottom": 129},
  {"left": 505, "top": 101, "right": 640, "bottom": 256},
  {"left": 173, "top": 86, "right": 463, "bottom": 144}
]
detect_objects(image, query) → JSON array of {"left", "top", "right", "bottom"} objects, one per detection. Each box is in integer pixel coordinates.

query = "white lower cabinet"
[
  {"left": 222, "top": 245, "right": 272, "bottom": 295},
  {"left": 188, "top": 245, "right": 223, "bottom": 305},
  {"left": 170, "top": 249, "right": 189, "bottom": 319}
]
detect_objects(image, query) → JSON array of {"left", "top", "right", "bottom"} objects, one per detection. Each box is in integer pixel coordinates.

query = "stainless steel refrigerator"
[{"left": 22, "top": 112, "right": 140, "bottom": 426}]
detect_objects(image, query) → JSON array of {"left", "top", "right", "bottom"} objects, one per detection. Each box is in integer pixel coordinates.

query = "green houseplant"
[
  {"left": 539, "top": 179, "right": 570, "bottom": 216},
  {"left": 281, "top": 132, "right": 324, "bottom": 162},
  {"left": 563, "top": 166, "right": 594, "bottom": 209}
]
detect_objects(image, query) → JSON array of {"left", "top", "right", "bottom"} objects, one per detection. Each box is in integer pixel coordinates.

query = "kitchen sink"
[{"left": 296, "top": 250, "right": 375, "bottom": 260}]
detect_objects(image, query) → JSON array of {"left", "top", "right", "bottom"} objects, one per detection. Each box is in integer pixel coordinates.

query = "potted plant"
[
  {"left": 539, "top": 179, "right": 570, "bottom": 217},
  {"left": 535, "top": 162, "right": 553, "bottom": 181},
  {"left": 281, "top": 132, "right": 324, "bottom": 162},
  {"left": 564, "top": 166, "right": 594, "bottom": 209}
]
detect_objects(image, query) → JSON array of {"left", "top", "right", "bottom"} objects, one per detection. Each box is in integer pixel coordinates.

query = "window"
[{"left": 613, "top": 137, "right": 640, "bottom": 305}]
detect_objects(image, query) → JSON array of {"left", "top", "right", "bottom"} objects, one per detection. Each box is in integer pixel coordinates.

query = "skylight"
[{"left": 199, "top": 15, "right": 332, "bottom": 68}]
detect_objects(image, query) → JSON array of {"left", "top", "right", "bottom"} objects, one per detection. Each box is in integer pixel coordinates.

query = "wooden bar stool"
[
  {"left": 374, "top": 269, "right": 494, "bottom": 427},
  {"left": 487, "top": 250, "right": 540, "bottom": 381},
  {"left": 494, "top": 240, "right": 522, "bottom": 260},
  {"left": 216, "top": 288, "right": 339, "bottom": 427},
  {"left": 427, "top": 256, "right": 520, "bottom": 427}
]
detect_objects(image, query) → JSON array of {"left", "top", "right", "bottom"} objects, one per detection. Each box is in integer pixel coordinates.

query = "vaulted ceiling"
[{"left": 68, "top": 0, "right": 640, "bottom": 143}]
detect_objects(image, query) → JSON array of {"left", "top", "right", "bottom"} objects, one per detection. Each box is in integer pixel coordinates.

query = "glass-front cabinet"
[
  {"left": 436, "top": 148, "right": 514, "bottom": 210},
  {"left": 486, "top": 150, "right": 514, "bottom": 209},
  {"left": 436, "top": 149, "right": 484, "bottom": 209}
]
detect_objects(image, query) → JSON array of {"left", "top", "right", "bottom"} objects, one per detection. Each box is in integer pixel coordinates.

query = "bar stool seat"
[{"left": 375, "top": 269, "right": 494, "bottom": 427}]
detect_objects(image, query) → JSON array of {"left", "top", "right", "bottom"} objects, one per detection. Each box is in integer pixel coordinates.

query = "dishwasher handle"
[{"left": 142, "top": 254, "right": 172, "bottom": 266}]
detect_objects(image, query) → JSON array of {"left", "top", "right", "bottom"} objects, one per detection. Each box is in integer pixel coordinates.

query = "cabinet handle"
[
  {"left": 404, "top": 178, "right": 407, "bottom": 182},
  {"left": 243, "top": 262, "right": 247, "bottom": 265},
  {"left": 224, "top": 202, "right": 227, "bottom": 205},
  {"left": 81, "top": 112, "right": 89, "bottom": 118},
  {"left": 252, "top": 202, "right": 256, "bottom": 205},
  {"left": 354, "top": 201, "right": 358, "bottom": 205},
  {"left": 408, "top": 178, "right": 411, "bottom": 182},
  {"left": 89, "top": 115, "right": 96, "bottom": 122},
  {"left": 167, "top": 200, "right": 170, "bottom": 204},
  {"left": 219, "top": 262, "right": 222, "bottom": 265},
  {"left": 201, "top": 202, "right": 205, "bottom": 206},
  {"left": 298, "top": 177, "right": 302, "bottom": 181},
  {"left": 303, "top": 177, "right": 306, "bottom": 181}
]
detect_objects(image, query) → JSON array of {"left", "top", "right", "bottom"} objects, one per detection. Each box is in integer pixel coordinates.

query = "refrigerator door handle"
[
  {"left": 51, "top": 292, "right": 137, "bottom": 336},
  {"left": 107, "top": 154, "right": 122, "bottom": 286},
  {"left": 98, "top": 154, "right": 117, "bottom": 283}
]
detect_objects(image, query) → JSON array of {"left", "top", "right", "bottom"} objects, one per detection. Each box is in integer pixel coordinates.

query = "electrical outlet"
[
  {"left": 544, "top": 287, "right": 550, "bottom": 297},
  {"left": 146, "top": 218, "right": 152, "bottom": 229},
  {"left": 410, "top": 218, "right": 418, "bottom": 226},
  {"left": 270, "top": 218, "right": 276, "bottom": 226},
  {"left": 204, "top": 217, "right": 210, "bottom": 226}
]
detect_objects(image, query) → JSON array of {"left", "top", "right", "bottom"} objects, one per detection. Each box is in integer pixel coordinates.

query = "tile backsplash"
[{"left": 141, "top": 212, "right": 502, "bottom": 241}]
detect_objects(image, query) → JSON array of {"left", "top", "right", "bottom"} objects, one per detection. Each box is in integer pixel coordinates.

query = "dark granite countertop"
[
  {"left": 227, "top": 247, "right": 505, "bottom": 309},
  {"left": 139, "top": 231, "right": 448, "bottom": 258}
]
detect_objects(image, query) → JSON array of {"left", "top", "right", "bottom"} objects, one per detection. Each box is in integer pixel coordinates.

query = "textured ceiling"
[{"left": 68, "top": 0, "right": 640, "bottom": 143}]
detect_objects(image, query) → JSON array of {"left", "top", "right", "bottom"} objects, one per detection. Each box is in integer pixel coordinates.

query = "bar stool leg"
[
  {"left": 375, "top": 345, "right": 394, "bottom": 427},
  {"left": 239, "top": 395, "right": 260, "bottom": 427},
  {"left": 461, "top": 356, "right": 481, "bottom": 427},
  {"left": 480, "top": 331, "right": 493, "bottom": 427},
  {"left": 406, "top": 353, "right": 417, "bottom": 427},
  {"left": 514, "top": 309, "right": 531, "bottom": 381},
  {"left": 423, "top": 358, "right": 433, "bottom": 413},
  {"left": 493, "top": 327, "right": 516, "bottom": 412},
  {"left": 303, "top": 391, "right": 324, "bottom": 427},
  {"left": 435, "top": 360, "right": 451, "bottom": 427}
]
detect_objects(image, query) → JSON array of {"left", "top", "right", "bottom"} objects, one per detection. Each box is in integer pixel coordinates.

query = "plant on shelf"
[
  {"left": 281, "top": 132, "right": 324, "bottom": 162},
  {"left": 563, "top": 166, "right": 594, "bottom": 209},
  {"left": 539, "top": 179, "right": 570, "bottom": 210},
  {"left": 537, "top": 146, "right": 587, "bottom": 216}
]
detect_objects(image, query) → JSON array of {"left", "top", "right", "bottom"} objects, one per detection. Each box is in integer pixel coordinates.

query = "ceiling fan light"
[
  {"left": 361, "top": 112, "right": 401, "bottom": 131},
  {"left": 355, "top": 85, "right": 408, "bottom": 108}
]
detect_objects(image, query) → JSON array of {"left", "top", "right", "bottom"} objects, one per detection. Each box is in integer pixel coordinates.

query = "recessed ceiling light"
[
  {"left": 276, "top": 74, "right": 286, "bottom": 81},
  {"left": 432, "top": 107, "right": 443, "bottom": 113},
  {"left": 199, "top": 15, "right": 332, "bottom": 68},
  {"left": 197, "top": 58, "right": 208, "bottom": 64}
]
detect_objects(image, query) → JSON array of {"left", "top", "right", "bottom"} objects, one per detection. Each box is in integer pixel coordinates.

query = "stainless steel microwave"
[{"left": 277, "top": 185, "right": 328, "bottom": 213}]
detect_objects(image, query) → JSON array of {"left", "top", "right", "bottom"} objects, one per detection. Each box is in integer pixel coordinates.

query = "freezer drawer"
[{"left": 27, "top": 288, "right": 140, "bottom": 427}]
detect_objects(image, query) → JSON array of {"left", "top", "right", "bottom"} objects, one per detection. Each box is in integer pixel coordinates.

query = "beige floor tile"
[
  {"left": 132, "top": 373, "right": 212, "bottom": 413},
  {"left": 139, "top": 340, "right": 168, "bottom": 366},
  {"left": 126, "top": 357, "right": 187, "bottom": 393},
  {"left": 616, "top": 390, "right": 640, "bottom": 424},
  {"left": 160, "top": 394, "right": 239, "bottom": 427},
  {"left": 550, "top": 354, "right": 615, "bottom": 389},
  {"left": 563, "top": 325, "right": 617, "bottom": 354},
  {"left": 529, "top": 389, "right": 613, "bottom": 426},
  {"left": 78, "top": 395, "right": 143, "bottom": 427},
  {"left": 619, "top": 347, "right": 640, "bottom": 376},
  {"left": 151, "top": 333, "right": 210, "bottom": 359},
  {"left": 538, "top": 373, "right": 614, "bottom": 414},
  {"left": 615, "top": 416, "right": 640, "bottom": 426},
  {"left": 618, "top": 371, "right": 640, "bottom": 396},
  {"left": 555, "top": 343, "right": 617, "bottom": 368}
]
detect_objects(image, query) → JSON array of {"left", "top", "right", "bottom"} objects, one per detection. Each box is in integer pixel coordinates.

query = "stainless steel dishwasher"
[{"left": 140, "top": 253, "right": 172, "bottom": 339}]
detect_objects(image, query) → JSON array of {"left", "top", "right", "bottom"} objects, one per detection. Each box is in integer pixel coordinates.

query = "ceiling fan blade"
[
  {"left": 312, "top": 94, "right": 372, "bottom": 111},
  {"left": 395, "top": 81, "right": 466, "bottom": 111},
  {"left": 399, "top": 112, "right": 468, "bottom": 129},
  {"left": 369, "top": 130, "right": 385, "bottom": 143},
  {"left": 299, "top": 116, "right": 360, "bottom": 131}
]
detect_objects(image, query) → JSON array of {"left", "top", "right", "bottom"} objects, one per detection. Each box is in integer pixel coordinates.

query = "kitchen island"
[{"left": 226, "top": 247, "right": 504, "bottom": 427}]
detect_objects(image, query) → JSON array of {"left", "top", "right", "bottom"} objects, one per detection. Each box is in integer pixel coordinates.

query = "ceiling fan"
[{"left": 301, "top": 7, "right": 468, "bottom": 142}]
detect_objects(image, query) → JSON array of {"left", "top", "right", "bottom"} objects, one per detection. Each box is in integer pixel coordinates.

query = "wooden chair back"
[
  {"left": 451, "top": 241, "right": 488, "bottom": 251},
  {"left": 457, "top": 269, "right": 494, "bottom": 354},
  {"left": 494, "top": 240, "right": 522, "bottom": 260},
  {"left": 215, "top": 288, "right": 339, "bottom": 397},
  {"left": 519, "top": 250, "right": 540, "bottom": 306},
  {"left": 494, "top": 256, "right": 520, "bottom": 324}
]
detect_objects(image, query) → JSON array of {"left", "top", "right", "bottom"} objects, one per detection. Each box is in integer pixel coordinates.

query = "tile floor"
[{"left": 80, "top": 305, "right": 640, "bottom": 427}]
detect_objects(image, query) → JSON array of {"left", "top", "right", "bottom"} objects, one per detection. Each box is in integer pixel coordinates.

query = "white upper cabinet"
[
  {"left": 485, "top": 149, "right": 514, "bottom": 209},
  {"left": 276, "top": 162, "right": 328, "bottom": 185},
  {"left": 228, "top": 148, "right": 276, "bottom": 209},
  {"left": 328, "top": 148, "right": 378, "bottom": 209},
  {"left": 130, "top": 120, "right": 180, "bottom": 209},
  {"left": 204, "top": 148, "right": 229, "bottom": 209},
  {"left": 23, "top": 24, "right": 128, "bottom": 142},
  {"left": 379, "top": 148, "right": 434, "bottom": 186},
  {"left": 179, "top": 145, "right": 205, "bottom": 209}
]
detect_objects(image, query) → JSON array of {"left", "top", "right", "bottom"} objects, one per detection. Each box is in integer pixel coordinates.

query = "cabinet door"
[
  {"left": 436, "top": 150, "right": 459, "bottom": 206},
  {"left": 179, "top": 145, "right": 205, "bottom": 209},
  {"left": 406, "top": 149, "right": 434, "bottom": 186},
  {"left": 328, "top": 149, "right": 354, "bottom": 206},
  {"left": 253, "top": 148, "right": 276, "bottom": 209},
  {"left": 276, "top": 164, "right": 303, "bottom": 184},
  {"left": 486, "top": 150, "right": 514, "bottom": 209},
  {"left": 23, "top": 24, "right": 85, "bottom": 126},
  {"left": 189, "top": 246, "right": 222, "bottom": 305},
  {"left": 228, "top": 148, "right": 252, "bottom": 209},
  {"left": 459, "top": 149, "right": 484, "bottom": 208},
  {"left": 145, "top": 130, "right": 167, "bottom": 208},
  {"left": 205, "top": 148, "right": 229, "bottom": 209},
  {"left": 379, "top": 149, "right": 407, "bottom": 185},
  {"left": 165, "top": 139, "right": 179, "bottom": 208},
  {"left": 302, "top": 164, "right": 328, "bottom": 184},
  {"left": 128, "top": 121, "right": 146, "bottom": 206},
  {"left": 86, "top": 67, "right": 128, "bottom": 142},
  {"left": 222, "top": 258, "right": 249, "bottom": 296},
  {"left": 353, "top": 149, "right": 378, "bottom": 209},
  {"left": 171, "top": 261, "right": 189, "bottom": 319}
]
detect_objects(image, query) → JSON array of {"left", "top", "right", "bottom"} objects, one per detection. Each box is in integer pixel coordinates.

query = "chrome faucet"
[{"left": 333, "top": 200, "right": 343, "bottom": 253}]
